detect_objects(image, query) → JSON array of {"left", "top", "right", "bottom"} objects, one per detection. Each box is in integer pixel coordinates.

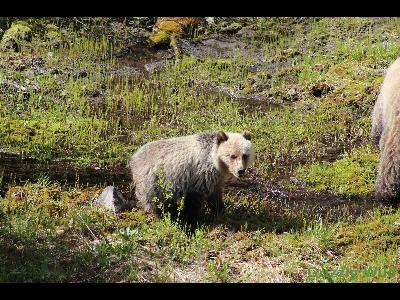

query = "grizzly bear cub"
[
  {"left": 129, "top": 130, "right": 255, "bottom": 223},
  {"left": 371, "top": 57, "right": 400, "bottom": 206}
]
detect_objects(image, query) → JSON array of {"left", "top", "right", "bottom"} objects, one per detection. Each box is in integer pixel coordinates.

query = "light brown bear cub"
[
  {"left": 371, "top": 57, "right": 400, "bottom": 206},
  {"left": 129, "top": 131, "right": 255, "bottom": 223}
]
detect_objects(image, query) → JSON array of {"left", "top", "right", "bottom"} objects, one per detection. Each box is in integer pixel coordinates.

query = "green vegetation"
[
  {"left": 1, "top": 178, "right": 399, "bottom": 282},
  {"left": 1, "top": 17, "right": 400, "bottom": 282},
  {"left": 297, "top": 145, "right": 380, "bottom": 196},
  {"left": 0, "top": 21, "right": 32, "bottom": 51}
]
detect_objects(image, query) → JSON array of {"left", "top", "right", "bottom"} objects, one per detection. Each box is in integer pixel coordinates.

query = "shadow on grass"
[
  {"left": 0, "top": 152, "right": 131, "bottom": 188},
  {"left": 205, "top": 211, "right": 306, "bottom": 234},
  {"left": 0, "top": 225, "right": 124, "bottom": 282},
  {"left": 184, "top": 178, "right": 386, "bottom": 235}
]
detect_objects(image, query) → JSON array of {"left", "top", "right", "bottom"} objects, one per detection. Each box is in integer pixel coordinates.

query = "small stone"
[
  {"left": 94, "top": 186, "right": 130, "bottom": 213},
  {"left": 55, "top": 228, "right": 65, "bottom": 235},
  {"left": 284, "top": 88, "right": 300, "bottom": 101},
  {"left": 24, "top": 69, "right": 35, "bottom": 78}
]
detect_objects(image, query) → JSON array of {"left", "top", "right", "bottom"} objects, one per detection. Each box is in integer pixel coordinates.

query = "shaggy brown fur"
[
  {"left": 128, "top": 131, "right": 255, "bottom": 224},
  {"left": 372, "top": 57, "right": 400, "bottom": 206}
]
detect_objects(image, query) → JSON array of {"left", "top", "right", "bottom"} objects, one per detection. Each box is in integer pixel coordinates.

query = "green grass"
[
  {"left": 2, "top": 177, "right": 399, "bottom": 282},
  {"left": 296, "top": 145, "right": 380, "bottom": 197}
]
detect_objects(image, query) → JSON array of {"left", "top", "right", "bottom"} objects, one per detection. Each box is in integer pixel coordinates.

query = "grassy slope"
[{"left": 1, "top": 17, "right": 400, "bottom": 282}]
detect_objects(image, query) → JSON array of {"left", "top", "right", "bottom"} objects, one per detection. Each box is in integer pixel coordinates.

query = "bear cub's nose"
[{"left": 238, "top": 169, "right": 245, "bottom": 177}]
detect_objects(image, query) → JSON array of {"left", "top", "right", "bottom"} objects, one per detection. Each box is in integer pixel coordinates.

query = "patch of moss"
[
  {"left": 148, "top": 31, "right": 170, "bottom": 46},
  {"left": 45, "top": 24, "right": 63, "bottom": 46},
  {"left": 0, "top": 21, "right": 32, "bottom": 51},
  {"left": 296, "top": 145, "right": 380, "bottom": 197},
  {"left": 156, "top": 20, "right": 184, "bottom": 34},
  {"left": 149, "top": 31, "right": 181, "bottom": 59},
  {"left": 150, "top": 17, "right": 203, "bottom": 56},
  {"left": 155, "top": 17, "right": 203, "bottom": 33}
]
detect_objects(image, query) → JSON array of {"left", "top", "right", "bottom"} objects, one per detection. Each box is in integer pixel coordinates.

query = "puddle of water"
[
  {"left": 178, "top": 35, "right": 265, "bottom": 61},
  {"left": 114, "top": 44, "right": 174, "bottom": 74}
]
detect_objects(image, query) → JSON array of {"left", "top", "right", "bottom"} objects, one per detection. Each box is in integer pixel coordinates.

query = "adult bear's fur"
[
  {"left": 371, "top": 57, "right": 400, "bottom": 206},
  {"left": 128, "top": 130, "right": 255, "bottom": 223}
]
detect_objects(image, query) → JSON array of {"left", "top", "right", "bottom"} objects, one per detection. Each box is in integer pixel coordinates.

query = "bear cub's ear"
[
  {"left": 242, "top": 131, "right": 252, "bottom": 141},
  {"left": 216, "top": 130, "right": 228, "bottom": 144}
]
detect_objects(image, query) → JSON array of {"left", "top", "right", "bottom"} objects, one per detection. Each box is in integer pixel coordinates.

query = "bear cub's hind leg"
[{"left": 207, "top": 187, "right": 225, "bottom": 216}]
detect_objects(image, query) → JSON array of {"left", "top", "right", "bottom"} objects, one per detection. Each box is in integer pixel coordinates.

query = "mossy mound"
[
  {"left": 149, "top": 17, "right": 203, "bottom": 48},
  {"left": 148, "top": 30, "right": 170, "bottom": 45},
  {"left": 155, "top": 17, "right": 203, "bottom": 33},
  {"left": 0, "top": 21, "right": 32, "bottom": 51},
  {"left": 45, "top": 23, "right": 63, "bottom": 47}
]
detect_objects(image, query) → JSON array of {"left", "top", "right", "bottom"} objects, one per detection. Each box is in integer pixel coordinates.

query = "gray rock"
[{"left": 94, "top": 186, "right": 130, "bottom": 213}]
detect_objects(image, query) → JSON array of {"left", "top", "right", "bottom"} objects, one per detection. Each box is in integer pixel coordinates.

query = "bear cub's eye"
[
  {"left": 230, "top": 154, "right": 237, "bottom": 159},
  {"left": 243, "top": 154, "right": 248, "bottom": 160}
]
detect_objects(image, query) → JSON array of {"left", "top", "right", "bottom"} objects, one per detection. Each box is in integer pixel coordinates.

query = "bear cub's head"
[{"left": 214, "top": 130, "right": 255, "bottom": 178}]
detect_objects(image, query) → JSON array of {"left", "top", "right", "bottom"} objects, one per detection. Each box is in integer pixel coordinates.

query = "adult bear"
[{"left": 371, "top": 57, "right": 400, "bottom": 206}]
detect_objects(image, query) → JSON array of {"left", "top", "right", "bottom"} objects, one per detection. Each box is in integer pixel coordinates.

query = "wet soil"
[{"left": 113, "top": 44, "right": 174, "bottom": 74}]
